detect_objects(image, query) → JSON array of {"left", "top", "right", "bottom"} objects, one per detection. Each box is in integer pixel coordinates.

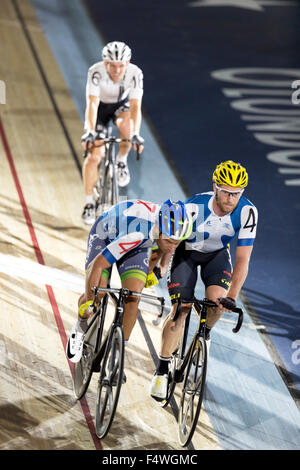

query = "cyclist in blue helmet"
[{"left": 66, "top": 198, "right": 193, "bottom": 365}]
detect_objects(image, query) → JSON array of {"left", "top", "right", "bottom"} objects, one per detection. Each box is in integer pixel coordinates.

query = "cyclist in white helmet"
[{"left": 81, "top": 41, "right": 144, "bottom": 225}]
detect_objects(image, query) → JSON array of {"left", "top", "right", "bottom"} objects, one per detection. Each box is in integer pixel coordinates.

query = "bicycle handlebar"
[
  {"left": 175, "top": 298, "right": 244, "bottom": 334},
  {"left": 82, "top": 136, "right": 142, "bottom": 160},
  {"left": 91, "top": 286, "right": 165, "bottom": 316}
]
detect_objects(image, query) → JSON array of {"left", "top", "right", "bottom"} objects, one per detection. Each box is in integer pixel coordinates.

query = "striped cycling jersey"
[
  {"left": 184, "top": 192, "right": 258, "bottom": 253},
  {"left": 86, "top": 200, "right": 159, "bottom": 266}
]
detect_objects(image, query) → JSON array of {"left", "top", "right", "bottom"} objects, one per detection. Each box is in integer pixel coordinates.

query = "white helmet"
[{"left": 102, "top": 41, "right": 132, "bottom": 63}]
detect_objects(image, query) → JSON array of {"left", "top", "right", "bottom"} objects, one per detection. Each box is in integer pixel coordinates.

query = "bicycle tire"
[
  {"left": 160, "top": 353, "right": 178, "bottom": 408},
  {"left": 109, "top": 141, "right": 118, "bottom": 207},
  {"left": 73, "top": 316, "right": 98, "bottom": 400},
  {"left": 178, "top": 336, "right": 207, "bottom": 447},
  {"left": 111, "top": 159, "right": 119, "bottom": 207},
  {"left": 73, "top": 296, "right": 109, "bottom": 399},
  {"left": 101, "top": 161, "right": 114, "bottom": 213},
  {"left": 95, "top": 325, "right": 124, "bottom": 438},
  {"left": 95, "top": 157, "right": 106, "bottom": 215}
]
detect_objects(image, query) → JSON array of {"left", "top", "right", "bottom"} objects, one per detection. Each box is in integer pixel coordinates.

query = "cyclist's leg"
[
  {"left": 114, "top": 104, "right": 132, "bottom": 158},
  {"left": 114, "top": 102, "right": 131, "bottom": 186},
  {"left": 117, "top": 247, "right": 148, "bottom": 340},
  {"left": 82, "top": 145, "right": 103, "bottom": 197},
  {"left": 121, "top": 277, "right": 145, "bottom": 340},
  {"left": 81, "top": 105, "right": 109, "bottom": 223},
  {"left": 75, "top": 229, "right": 111, "bottom": 324},
  {"left": 160, "top": 244, "right": 198, "bottom": 359}
]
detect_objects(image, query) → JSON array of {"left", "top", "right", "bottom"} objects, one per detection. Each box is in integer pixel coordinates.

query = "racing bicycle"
[
  {"left": 160, "top": 297, "right": 243, "bottom": 447},
  {"left": 73, "top": 283, "right": 165, "bottom": 439},
  {"left": 84, "top": 128, "right": 143, "bottom": 217}
]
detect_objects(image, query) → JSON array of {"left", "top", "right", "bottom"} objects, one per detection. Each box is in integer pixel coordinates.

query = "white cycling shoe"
[
  {"left": 66, "top": 324, "right": 85, "bottom": 363},
  {"left": 150, "top": 373, "right": 168, "bottom": 402},
  {"left": 116, "top": 162, "right": 130, "bottom": 187},
  {"left": 81, "top": 203, "right": 96, "bottom": 225}
]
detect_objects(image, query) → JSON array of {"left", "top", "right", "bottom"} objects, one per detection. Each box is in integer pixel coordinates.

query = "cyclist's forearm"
[
  {"left": 130, "top": 99, "right": 142, "bottom": 134},
  {"left": 148, "top": 248, "right": 163, "bottom": 274},
  {"left": 85, "top": 255, "right": 111, "bottom": 300},
  {"left": 84, "top": 96, "right": 99, "bottom": 131},
  {"left": 227, "top": 259, "right": 249, "bottom": 300}
]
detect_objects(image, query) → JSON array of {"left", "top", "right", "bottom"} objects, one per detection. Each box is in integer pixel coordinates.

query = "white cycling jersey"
[
  {"left": 184, "top": 192, "right": 258, "bottom": 253},
  {"left": 86, "top": 61, "right": 144, "bottom": 104}
]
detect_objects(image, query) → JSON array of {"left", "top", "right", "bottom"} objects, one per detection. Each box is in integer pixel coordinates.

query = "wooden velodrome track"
[{"left": 0, "top": 0, "right": 221, "bottom": 450}]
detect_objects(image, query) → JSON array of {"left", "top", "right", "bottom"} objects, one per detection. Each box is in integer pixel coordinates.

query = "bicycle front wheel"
[
  {"left": 178, "top": 336, "right": 207, "bottom": 447},
  {"left": 95, "top": 325, "right": 124, "bottom": 438},
  {"left": 73, "top": 316, "right": 98, "bottom": 399}
]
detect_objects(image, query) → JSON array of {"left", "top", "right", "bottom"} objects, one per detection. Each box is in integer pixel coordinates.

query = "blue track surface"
[{"left": 32, "top": 0, "right": 300, "bottom": 449}]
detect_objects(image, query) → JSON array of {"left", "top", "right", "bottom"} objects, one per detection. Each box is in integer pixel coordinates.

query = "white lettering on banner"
[
  {"left": 291, "top": 340, "right": 300, "bottom": 365},
  {"left": 211, "top": 68, "right": 300, "bottom": 186},
  {"left": 291, "top": 80, "right": 300, "bottom": 105},
  {"left": 188, "top": 0, "right": 297, "bottom": 11}
]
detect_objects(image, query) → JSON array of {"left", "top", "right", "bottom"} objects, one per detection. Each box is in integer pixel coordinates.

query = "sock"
[
  {"left": 85, "top": 194, "right": 94, "bottom": 205},
  {"left": 116, "top": 153, "right": 128, "bottom": 165},
  {"left": 156, "top": 356, "right": 171, "bottom": 375},
  {"left": 76, "top": 316, "right": 88, "bottom": 334}
]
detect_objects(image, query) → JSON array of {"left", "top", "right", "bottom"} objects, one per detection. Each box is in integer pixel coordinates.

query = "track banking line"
[
  {"left": 0, "top": 116, "right": 101, "bottom": 449},
  {"left": 31, "top": 0, "right": 300, "bottom": 450}
]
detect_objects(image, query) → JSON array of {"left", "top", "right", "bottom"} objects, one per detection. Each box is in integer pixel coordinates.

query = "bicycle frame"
[
  {"left": 89, "top": 285, "right": 165, "bottom": 368},
  {"left": 171, "top": 301, "right": 208, "bottom": 383},
  {"left": 168, "top": 298, "right": 243, "bottom": 384}
]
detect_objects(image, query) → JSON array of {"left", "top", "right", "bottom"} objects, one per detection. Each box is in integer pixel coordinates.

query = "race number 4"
[{"left": 243, "top": 207, "right": 257, "bottom": 232}]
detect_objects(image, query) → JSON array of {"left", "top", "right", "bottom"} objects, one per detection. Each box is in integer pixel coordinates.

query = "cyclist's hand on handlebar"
[
  {"left": 217, "top": 296, "right": 236, "bottom": 312},
  {"left": 81, "top": 130, "right": 96, "bottom": 150},
  {"left": 145, "top": 266, "right": 162, "bottom": 289},
  {"left": 132, "top": 134, "right": 144, "bottom": 154}
]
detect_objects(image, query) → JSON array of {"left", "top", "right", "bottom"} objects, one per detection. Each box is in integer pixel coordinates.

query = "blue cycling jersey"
[
  {"left": 184, "top": 192, "right": 258, "bottom": 253},
  {"left": 86, "top": 199, "right": 159, "bottom": 266}
]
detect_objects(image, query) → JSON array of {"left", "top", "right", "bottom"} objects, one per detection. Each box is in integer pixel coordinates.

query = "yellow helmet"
[{"left": 213, "top": 160, "right": 248, "bottom": 188}]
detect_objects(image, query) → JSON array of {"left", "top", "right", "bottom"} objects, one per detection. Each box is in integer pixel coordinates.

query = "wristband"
[
  {"left": 145, "top": 272, "right": 159, "bottom": 288},
  {"left": 78, "top": 300, "right": 95, "bottom": 317}
]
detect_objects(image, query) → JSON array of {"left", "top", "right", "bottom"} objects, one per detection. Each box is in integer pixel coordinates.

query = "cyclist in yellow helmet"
[{"left": 150, "top": 160, "right": 258, "bottom": 402}]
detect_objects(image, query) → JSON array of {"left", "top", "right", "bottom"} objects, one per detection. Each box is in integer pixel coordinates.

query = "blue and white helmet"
[
  {"left": 102, "top": 41, "right": 132, "bottom": 63},
  {"left": 158, "top": 200, "right": 193, "bottom": 241}
]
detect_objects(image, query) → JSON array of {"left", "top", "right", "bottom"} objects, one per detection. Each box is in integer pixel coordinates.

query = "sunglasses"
[{"left": 215, "top": 184, "right": 244, "bottom": 198}]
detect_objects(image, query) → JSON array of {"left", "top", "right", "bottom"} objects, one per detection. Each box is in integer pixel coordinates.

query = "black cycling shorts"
[
  {"left": 96, "top": 99, "right": 130, "bottom": 131},
  {"left": 167, "top": 243, "right": 232, "bottom": 303}
]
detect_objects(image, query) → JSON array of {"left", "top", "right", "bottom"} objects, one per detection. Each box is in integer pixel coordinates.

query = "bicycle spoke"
[{"left": 178, "top": 337, "right": 207, "bottom": 447}]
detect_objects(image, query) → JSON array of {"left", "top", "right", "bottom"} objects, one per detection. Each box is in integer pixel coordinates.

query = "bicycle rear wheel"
[
  {"left": 95, "top": 325, "right": 124, "bottom": 438},
  {"left": 178, "top": 336, "right": 207, "bottom": 447},
  {"left": 73, "top": 316, "right": 98, "bottom": 400}
]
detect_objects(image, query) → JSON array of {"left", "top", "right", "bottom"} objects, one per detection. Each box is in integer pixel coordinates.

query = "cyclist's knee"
[
  {"left": 170, "top": 302, "right": 191, "bottom": 322},
  {"left": 116, "top": 117, "right": 131, "bottom": 137},
  {"left": 86, "top": 151, "right": 101, "bottom": 167}
]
